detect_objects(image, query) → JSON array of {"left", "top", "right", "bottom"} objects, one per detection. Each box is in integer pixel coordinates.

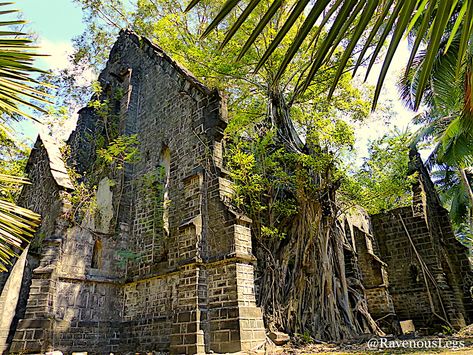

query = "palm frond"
[
  {"left": 438, "top": 116, "right": 473, "bottom": 167},
  {"left": 186, "top": 0, "right": 473, "bottom": 109},
  {"left": 0, "top": 18, "right": 52, "bottom": 121},
  {"left": 0, "top": 4, "right": 50, "bottom": 272},
  {"left": 0, "top": 175, "right": 40, "bottom": 272}
]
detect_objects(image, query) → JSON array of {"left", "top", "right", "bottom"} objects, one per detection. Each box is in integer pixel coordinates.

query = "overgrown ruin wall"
[
  {"left": 342, "top": 212, "right": 397, "bottom": 333},
  {"left": 1, "top": 30, "right": 472, "bottom": 355},
  {"left": 371, "top": 151, "right": 473, "bottom": 331},
  {"left": 3, "top": 30, "right": 265, "bottom": 354}
]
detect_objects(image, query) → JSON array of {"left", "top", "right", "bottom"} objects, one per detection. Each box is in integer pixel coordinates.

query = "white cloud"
[
  {"left": 36, "top": 39, "right": 74, "bottom": 71},
  {"left": 352, "top": 39, "right": 422, "bottom": 165}
]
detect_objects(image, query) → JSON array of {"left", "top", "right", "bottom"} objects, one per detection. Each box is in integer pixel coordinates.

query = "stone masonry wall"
[
  {"left": 372, "top": 207, "right": 458, "bottom": 329},
  {"left": 6, "top": 30, "right": 265, "bottom": 354},
  {"left": 1, "top": 136, "right": 70, "bottom": 353},
  {"left": 352, "top": 228, "right": 394, "bottom": 322},
  {"left": 342, "top": 214, "right": 396, "bottom": 332},
  {"left": 371, "top": 151, "right": 473, "bottom": 331}
]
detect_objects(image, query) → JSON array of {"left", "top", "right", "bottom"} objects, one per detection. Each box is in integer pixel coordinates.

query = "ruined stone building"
[
  {"left": 370, "top": 151, "right": 473, "bottom": 330},
  {"left": 0, "top": 30, "right": 472, "bottom": 354},
  {"left": 343, "top": 150, "right": 473, "bottom": 333}
]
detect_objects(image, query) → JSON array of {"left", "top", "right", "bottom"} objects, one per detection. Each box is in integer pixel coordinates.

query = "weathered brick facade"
[
  {"left": 2, "top": 30, "right": 264, "bottom": 354},
  {"left": 342, "top": 151, "right": 473, "bottom": 333},
  {"left": 371, "top": 150, "right": 473, "bottom": 331},
  {"left": 1, "top": 31, "right": 472, "bottom": 354},
  {"left": 342, "top": 211, "right": 397, "bottom": 333}
]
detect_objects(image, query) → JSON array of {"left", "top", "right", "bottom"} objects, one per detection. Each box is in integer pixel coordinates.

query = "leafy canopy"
[
  {"left": 341, "top": 129, "right": 414, "bottom": 215},
  {"left": 186, "top": 0, "right": 473, "bottom": 110}
]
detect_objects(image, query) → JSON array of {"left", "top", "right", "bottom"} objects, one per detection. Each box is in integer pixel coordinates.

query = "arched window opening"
[
  {"left": 91, "top": 240, "right": 102, "bottom": 269},
  {"left": 161, "top": 146, "right": 171, "bottom": 236}
]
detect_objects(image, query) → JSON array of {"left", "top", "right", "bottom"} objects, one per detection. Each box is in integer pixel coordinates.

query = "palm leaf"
[
  {"left": 186, "top": 0, "right": 473, "bottom": 109},
  {"left": 0, "top": 3, "right": 51, "bottom": 272},
  {"left": 237, "top": 0, "right": 282, "bottom": 61},
  {"left": 253, "top": 0, "right": 311, "bottom": 74},
  {"left": 220, "top": 0, "right": 261, "bottom": 50},
  {"left": 0, "top": 177, "right": 40, "bottom": 272}
]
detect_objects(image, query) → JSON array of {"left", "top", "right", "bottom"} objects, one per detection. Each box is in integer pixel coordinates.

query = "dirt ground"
[
  {"left": 279, "top": 336, "right": 473, "bottom": 354},
  {"left": 267, "top": 326, "right": 473, "bottom": 354}
]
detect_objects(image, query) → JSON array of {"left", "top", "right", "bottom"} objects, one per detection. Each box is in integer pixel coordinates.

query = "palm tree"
[
  {"left": 399, "top": 30, "right": 473, "bottom": 235},
  {"left": 186, "top": 1, "right": 473, "bottom": 110},
  {"left": 0, "top": 2, "right": 51, "bottom": 272}
]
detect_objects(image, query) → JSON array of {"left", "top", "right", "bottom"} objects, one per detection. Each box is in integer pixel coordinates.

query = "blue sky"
[
  {"left": 13, "top": 0, "right": 85, "bottom": 140},
  {"left": 16, "top": 0, "right": 84, "bottom": 43},
  {"left": 16, "top": 0, "right": 85, "bottom": 72}
]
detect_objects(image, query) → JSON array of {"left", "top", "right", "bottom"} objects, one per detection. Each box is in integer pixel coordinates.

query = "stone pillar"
[
  {"left": 9, "top": 267, "right": 57, "bottom": 353},
  {"left": 169, "top": 167, "right": 265, "bottom": 354},
  {"left": 170, "top": 265, "right": 207, "bottom": 355},
  {"left": 205, "top": 176, "right": 266, "bottom": 353}
]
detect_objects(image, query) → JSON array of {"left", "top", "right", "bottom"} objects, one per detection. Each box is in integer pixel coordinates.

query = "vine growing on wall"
[
  {"left": 62, "top": 82, "right": 140, "bottom": 224},
  {"left": 137, "top": 166, "right": 167, "bottom": 233}
]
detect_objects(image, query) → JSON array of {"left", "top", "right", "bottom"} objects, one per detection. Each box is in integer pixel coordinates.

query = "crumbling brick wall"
[
  {"left": 3, "top": 135, "right": 73, "bottom": 352},
  {"left": 343, "top": 213, "right": 396, "bottom": 333},
  {"left": 4, "top": 30, "right": 265, "bottom": 355},
  {"left": 371, "top": 150, "right": 473, "bottom": 331}
]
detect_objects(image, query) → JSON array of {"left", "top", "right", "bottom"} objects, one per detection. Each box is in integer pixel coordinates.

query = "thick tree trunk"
[
  {"left": 253, "top": 90, "right": 382, "bottom": 340},
  {"left": 458, "top": 167, "right": 473, "bottom": 231},
  {"left": 254, "top": 172, "right": 382, "bottom": 340},
  {"left": 268, "top": 90, "right": 305, "bottom": 153}
]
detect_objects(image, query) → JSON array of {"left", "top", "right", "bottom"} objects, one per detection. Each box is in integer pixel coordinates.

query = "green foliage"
[
  {"left": 136, "top": 166, "right": 167, "bottom": 231},
  {"left": 261, "top": 225, "right": 286, "bottom": 240},
  {"left": 295, "top": 331, "right": 314, "bottom": 345},
  {"left": 227, "top": 112, "right": 355, "bottom": 239},
  {"left": 89, "top": 98, "right": 112, "bottom": 120},
  {"left": 0, "top": 3, "right": 54, "bottom": 272},
  {"left": 441, "top": 324, "right": 454, "bottom": 336},
  {"left": 187, "top": 0, "right": 473, "bottom": 111},
  {"left": 400, "top": 25, "right": 473, "bottom": 240},
  {"left": 64, "top": 131, "right": 139, "bottom": 222},
  {"left": 0, "top": 128, "right": 28, "bottom": 202},
  {"left": 69, "top": 0, "right": 373, "bottom": 129},
  {"left": 97, "top": 134, "right": 140, "bottom": 170},
  {"left": 116, "top": 249, "right": 141, "bottom": 268},
  {"left": 0, "top": 3, "right": 52, "bottom": 120},
  {"left": 63, "top": 133, "right": 140, "bottom": 222},
  {"left": 454, "top": 222, "right": 473, "bottom": 253},
  {"left": 42, "top": 106, "right": 71, "bottom": 139},
  {"left": 61, "top": 144, "right": 98, "bottom": 221},
  {"left": 341, "top": 129, "right": 414, "bottom": 214},
  {"left": 62, "top": 82, "right": 141, "bottom": 223},
  {"left": 432, "top": 165, "right": 473, "bottom": 243}
]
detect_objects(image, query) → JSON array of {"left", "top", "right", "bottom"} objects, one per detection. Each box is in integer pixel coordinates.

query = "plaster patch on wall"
[
  {"left": 95, "top": 177, "right": 114, "bottom": 234},
  {"left": 0, "top": 247, "right": 29, "bottom": 352}
]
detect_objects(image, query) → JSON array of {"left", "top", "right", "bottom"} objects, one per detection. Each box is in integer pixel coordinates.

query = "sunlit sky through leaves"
[{"left": 14, "top": 0, "right": 418, "bottom": 165}]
